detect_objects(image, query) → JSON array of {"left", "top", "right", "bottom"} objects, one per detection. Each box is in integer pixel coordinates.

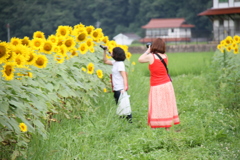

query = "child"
[{"left": 102, "top": 46, "right": 132, "bottom": 123}]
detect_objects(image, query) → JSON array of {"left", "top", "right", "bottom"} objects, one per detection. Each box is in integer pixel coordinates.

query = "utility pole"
[{"left": 6, "top": 23, "right": 10, "bottom": 42}]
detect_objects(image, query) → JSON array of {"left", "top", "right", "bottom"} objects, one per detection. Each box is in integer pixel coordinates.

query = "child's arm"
[
  {"left": 120, "top": 71, "right": 128, "bottom": 92},
  {"left": 103, "top": 48, "right": 112, "bottom": 65}
]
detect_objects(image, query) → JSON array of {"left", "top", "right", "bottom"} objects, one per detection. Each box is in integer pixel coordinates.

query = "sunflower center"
[
  {"left": 22, "top": 40, "right": 29, "bottom": 45},
  {"left": 93, "top": 32, "right": 98, "bottom": 38},
  {"left": 16, "top": 58, "right": 21, "bottom": 65},
  {"left": 77, "top": 33, "right": 86, "bottom": 41},
  {"left": 5, "top": 65, "right": 12, "bottom": 76},
  {"left": 61, "top": 30, "right": 66, "bottom": 36},
  {"left": 87, "top": 41, "right": 91, "bottom": 46},
  {"left": 36, "top": 58, "right": 44, "bottom": 66},
  {"left": 81, "top": 46, "right": 86, "bottom": 51},
  {"left": 0, "top": 46, "right": 6, "bottom": 58},
  {"left": 65, "top": 40, "right": 72, "bottom": 47},
  {"left": 44, "top": 44, "right": 52, "bottom": 51},
  {"left": 71, "top": 51, "right": 76, "bottom": 56},
  {"left": 35, "top": 42, "right": 41, "bottom": 47},
  {"left": 28, "top": 54, "right": 34, "bottom": 62},
  {"left": 88, "top": 67, "right": 93, "bottom": 71}
]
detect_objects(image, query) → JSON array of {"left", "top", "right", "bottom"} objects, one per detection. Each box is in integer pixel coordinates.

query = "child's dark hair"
[{"left": 112, "top": 47, "right": 126, "bottom": 61}]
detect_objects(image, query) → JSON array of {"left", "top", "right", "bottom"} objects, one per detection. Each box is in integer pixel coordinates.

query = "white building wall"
[
  {"left": 213, "top": 0, "right": 240, "bottom": 8},
  {"left": 146, "top": 28, "right": 192, "bottom": 38},
  {"left": 113, "top": 33, "right": 133, "bottom": 45}
]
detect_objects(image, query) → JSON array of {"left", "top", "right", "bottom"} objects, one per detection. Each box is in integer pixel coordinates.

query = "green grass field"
[{"left": 16, "top": 52, "right": 239, "bottom": 160}]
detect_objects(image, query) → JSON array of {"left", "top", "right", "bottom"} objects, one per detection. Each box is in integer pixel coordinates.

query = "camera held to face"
[
  {"left": 100, "top": 45, "right": 107, "bottom": 50},
  {"left": 146, "top": 42, "right": 152, "bottom": 48}
]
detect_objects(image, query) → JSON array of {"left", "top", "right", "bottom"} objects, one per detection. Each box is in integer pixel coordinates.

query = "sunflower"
[
  {"left": 26, "top": 50, "right": 36, "bottom": 65},
  {"left": 85, "top": 25, "right": 95, "bottom": 35},
  {"left": 6, "top": 50, "right": 15, "bottom": 62},
  {"left": 89, "top": 47, "right": 95, "bottom": 53},
  {"left": 69, "top": 48, "right": 78, "bottom": 57},
  {"left": 14, "top": 54, "right": 26, "bottom": 67},
  {"left": 103, "top": 88, "right": 107, "bottom": 93},
  {"left": 19, "top": 123, "right": 27, "bottom": 132},
  {"left": 121, "top": 45, "right": 128, "bottom": 52},
  {"left": 233, "top": 35, "right": 240, "bottom": 43},
  {"left": 56, "top": 37, "right": 64, "bottom": 46},
  {"left": 10, "top": 37, "right": 21, "bottom": 46},
  {"left": 41, "top": 40, "right": 54, "bottom": 54},
  {"left": 233, "top": 47, "right": 239, "bottom": 54},
  {"left": 21, "top": 36, "right": 30, "bottom": 46},
  {"left": 226, "top": 46, "right": 232, "bottom": 52},
  {"left": 75, "top": 23, "right": 85, "bottom": 28},
  {"left": 225, "top": 36, "right": 232, "bottom": 45},
  {"left": 1, "top": 62, "right": 15, "bottom": 81},
  {"left": 33, "top": 31, "right": 46, "bottom": 39},
  {"left": 126, "top": 51, "right": 132, "bottom": 60},
  {"left": 34, "top": 55, "right": 48, "bottom": 68},
  {"left": 48, "top": 35, "right": 58, "bottom": 44},
  {"left": 220, "top": 40, "right": 226, "bottom": 46},
  {"left": 30, "top": 38, "right": 44, "bottom": 50},
  {"left": 76, "top": 31, "right": 88, "bottom": 42},
  {"left": 56, "top": 26, "right": 70, "bottom": 37},
  {"left": 64, "top": 37, "right": 76, "bottom": 49},
  {"left": 217, "top": 44, "right": 223, "bottom": 50},
  {"left": 96, "top": 69, "right": 103, "bottom": 79},
  {"left": 102, "top": 36, "right": 109, "bottom": 44},
  {"left": 81, "top": 67, "right": 86, "bottom": 72},
  {"left": 231, "top": 42, "right": 237, "bottom": 48},
  {"left": 87, "top": 63, "right": 94, "bottom": 74},
  {"left": 91, "top": 28, "right": 103, "bottom": 42},
  {"left": 0, "top": 42, "right": 10, "bottom": 63},
  {"left": 10, "top": 45, "right": 24, "bottom": 56},
  {"left": 86, "top": 38, "right": 93, "bottom": 48},
  {"left": 108, "top": 40, "right": 117, "bottom": 47},
  {"left": 79, "top": 43, "right": 88, "bottom": 54},
  {"left": 19, "top": 71, "right": 33, "bottom": 78},
  {"left": 59, "top": 45, "right": 68, "bottom": 57},
  {"left": 25, "top": 72, "right": 33, "bottom": 78},
  {"left": 54, "top": 54, "right": 65, "bottom": 63}
]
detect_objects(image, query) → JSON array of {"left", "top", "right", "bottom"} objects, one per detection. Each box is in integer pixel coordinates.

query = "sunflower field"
[
  {"left": 213, "top": 35, "right": 240, "bottom": 109},
  {"left": 0, "top": 23, "right": 134, "bottom": 159}
]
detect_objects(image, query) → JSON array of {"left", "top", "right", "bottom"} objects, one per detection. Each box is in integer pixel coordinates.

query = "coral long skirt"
[{"left": 148, "top": 82, "right": 180, "bottom": 128}]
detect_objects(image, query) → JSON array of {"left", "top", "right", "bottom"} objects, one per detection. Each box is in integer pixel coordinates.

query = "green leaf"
[
  {"left": 0, "top": 101, "right": 9, "bottom": 114},
  {"left": 58, "top": 90, "right": 69, "bottom": 97},
  {"left": 45, "top": 83, "right": 54, "bottom": 92}
]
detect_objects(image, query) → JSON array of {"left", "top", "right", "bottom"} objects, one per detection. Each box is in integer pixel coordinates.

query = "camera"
[
  {"left": 146, "top": 42, "right": 152, "bottom": 48},
  {"left": 100, "top": 45, "right": 107, "bottom": 50}
]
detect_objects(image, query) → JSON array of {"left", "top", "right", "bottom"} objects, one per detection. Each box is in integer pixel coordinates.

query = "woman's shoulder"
[{"left": 153, "top": 53, "right": 167, "bottom": 59}]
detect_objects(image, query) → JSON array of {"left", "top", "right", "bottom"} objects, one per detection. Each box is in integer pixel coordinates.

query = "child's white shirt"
[{"left": 111, "top": 61, "right": 125, "bottom": 91}]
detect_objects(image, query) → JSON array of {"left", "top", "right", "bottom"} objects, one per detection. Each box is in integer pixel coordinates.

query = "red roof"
[
  {"left": 198, "top": 7, "right": 240, "bottom": 16},
  {"left": 142, "top": 18, "right": 195, "bottom": 29}
]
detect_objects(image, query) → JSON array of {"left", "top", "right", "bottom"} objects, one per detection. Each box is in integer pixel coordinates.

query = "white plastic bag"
[{"left": 116, "top": 92, "right": 132, "bottom": 116}]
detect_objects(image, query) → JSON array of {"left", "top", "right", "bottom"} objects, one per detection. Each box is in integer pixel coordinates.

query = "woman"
[
  {"left": 138, "top": 38, "right": 179, "bottom": 130},
  {"left": 103, "top": 46, "right": 132, "bottom": 123}
]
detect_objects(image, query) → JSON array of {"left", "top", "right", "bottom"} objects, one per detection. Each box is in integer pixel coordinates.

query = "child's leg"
[{"left": 113, "top": 90, "right": 121, "bottom": 104}]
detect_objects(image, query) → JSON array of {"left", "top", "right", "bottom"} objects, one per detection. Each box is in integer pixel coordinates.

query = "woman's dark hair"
[
  {"left": 150, "top": 38, "right": 166, "bottom": 54},
  {"left": 112, "top": 47, "right": 126, "bottom": 61}
]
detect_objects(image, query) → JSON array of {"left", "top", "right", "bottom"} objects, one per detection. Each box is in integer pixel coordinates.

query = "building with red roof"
[
  {"left": 198, "top": 0, "right": 240, "bottom": 41},
  {"left": 140, "top": 18, "right": 195, "bottom": 43}
]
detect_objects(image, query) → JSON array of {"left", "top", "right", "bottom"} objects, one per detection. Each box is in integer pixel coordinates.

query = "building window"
[
  {"left": 234, "top": 0, "right": 240, "bottom": 2},
  {"left": 219, "top": 0, "right": 228, "bottom": 2},
  {"left": 219, "top": 19, "right": 224, "bottom": 26},
  {"left": 171, "top": 28, "right": 174, "bottom": 32},
  {"left": 235, "top": 20, "right": 240, "bottom": 31}
]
